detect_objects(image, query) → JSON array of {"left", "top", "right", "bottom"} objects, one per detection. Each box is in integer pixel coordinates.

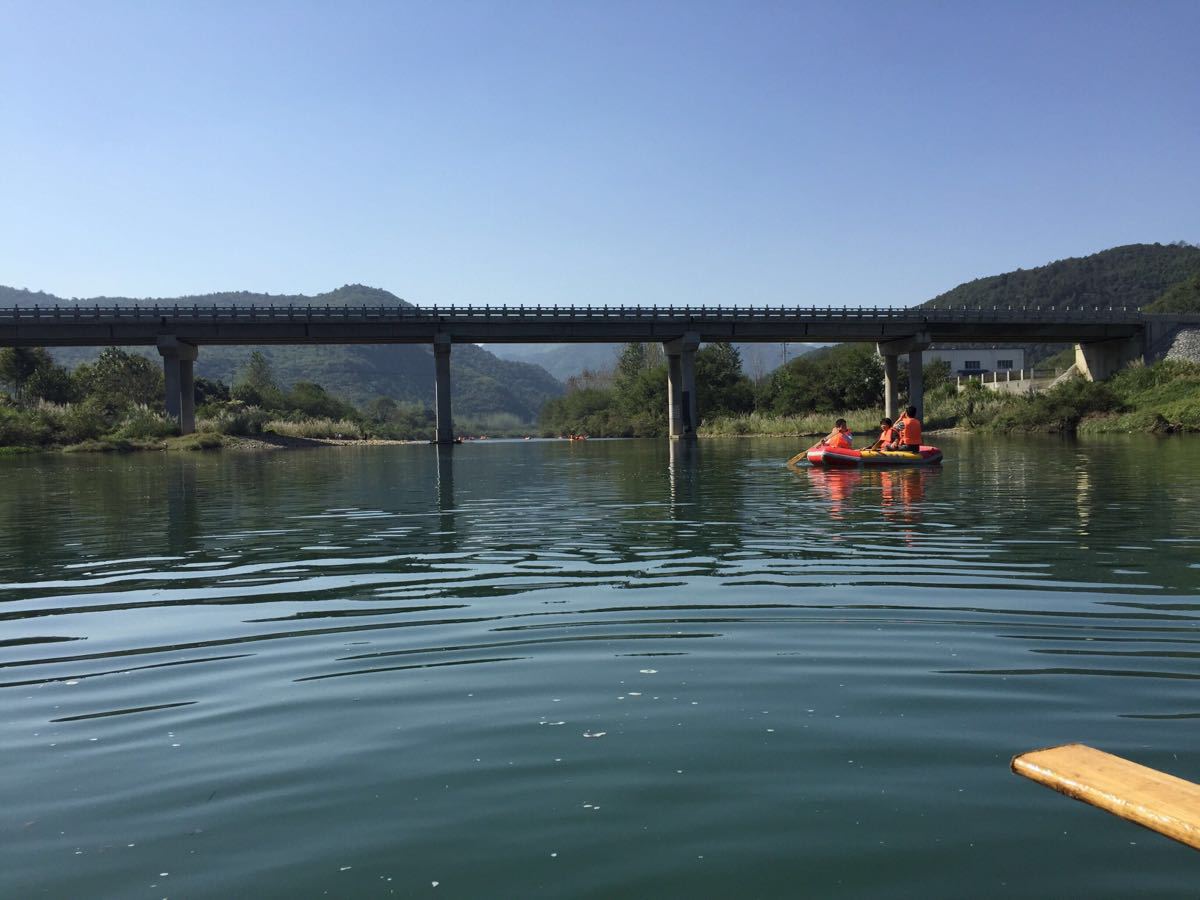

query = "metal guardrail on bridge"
[{"left": 0, "top": 304, "right": 1150, "bottom": 322}]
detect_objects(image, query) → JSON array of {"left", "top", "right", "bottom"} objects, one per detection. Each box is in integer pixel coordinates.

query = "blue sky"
[{"left": 1, "top": 0, "right": 1197, "bottom": 306}]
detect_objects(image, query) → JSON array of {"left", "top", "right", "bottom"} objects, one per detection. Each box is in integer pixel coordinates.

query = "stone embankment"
[{"left": 1165, "top": 329, "right": 1200, "bottom": 364}]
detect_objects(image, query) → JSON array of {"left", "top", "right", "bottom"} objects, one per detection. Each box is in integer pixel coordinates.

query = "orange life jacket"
[
  {"left": 828, "top": 431, "right": 852, "bottom": 450},
  {"left": 879, "top": 426, "right": 896, "bottom": 446},
  {"left": 901, "top": 417, "right": 922, "bottom": 446}
]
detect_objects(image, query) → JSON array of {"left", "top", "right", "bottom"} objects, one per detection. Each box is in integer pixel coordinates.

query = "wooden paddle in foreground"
[{"left": 1012, "top": 743, "right": 1200, "bottom": 850}]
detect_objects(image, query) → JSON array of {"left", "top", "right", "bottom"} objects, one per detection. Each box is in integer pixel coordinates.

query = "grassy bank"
[
  {"left": 698, "top": 409, "right": 883, "bottom": 437},
  {"left": 700, "top": 360, "right": 1200, "bottom": 437}
]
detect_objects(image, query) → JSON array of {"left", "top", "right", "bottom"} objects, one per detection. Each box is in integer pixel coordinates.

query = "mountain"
[
  {"left": 485, "top": 343, "right": 623, "bottom": 381},
  {"left": 485, "top": 341, "right": 816, "bottom": 382},
  {"left": 0, "top": 284, "right": 563, "bottom": 422},
  {"left": 922, "top": 242, "right": 1200, "bottom": 311},
  {"left": 1144, "top": 273, "right": 1200, "bottom": 314}
]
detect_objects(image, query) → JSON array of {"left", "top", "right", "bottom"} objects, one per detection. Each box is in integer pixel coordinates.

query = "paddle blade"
[{"left": 1012, "top": 743, "right": 1200, "bottom": 850}]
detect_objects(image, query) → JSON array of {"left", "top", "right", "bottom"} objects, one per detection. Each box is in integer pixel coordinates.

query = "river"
[{"left": 2, "top": 435, "right": 1199, "bottom": 897}]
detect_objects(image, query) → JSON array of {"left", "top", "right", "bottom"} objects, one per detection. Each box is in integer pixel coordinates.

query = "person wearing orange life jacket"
[
  {"left": 869, "top": 417, "right": 898, "bottom": 451},
  {"left": 897, "top": 405, "right": 922, "bottom": 451},
  {"left": 822, "top": 418, "right": 853, "bottom": 450}
]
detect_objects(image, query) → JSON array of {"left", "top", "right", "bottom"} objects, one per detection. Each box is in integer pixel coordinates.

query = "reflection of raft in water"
[{"left": 792, "top": 443, "right": 943, "bottom": 467}]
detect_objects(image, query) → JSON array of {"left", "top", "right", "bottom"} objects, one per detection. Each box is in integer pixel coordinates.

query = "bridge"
[{"left": 1, "top": 303, "right": 1194, "bottom": 441}]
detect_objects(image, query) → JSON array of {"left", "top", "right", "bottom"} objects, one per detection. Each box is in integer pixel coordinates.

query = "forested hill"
[
  {"left": 921, "top": 243, "right": 1200, "bottom": 311},
  {"left": 0, "top": 283, "right": 564, "bottom": 423}
]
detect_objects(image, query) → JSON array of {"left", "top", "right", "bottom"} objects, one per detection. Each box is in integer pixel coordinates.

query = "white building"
[{"left": 926, "top": 347, "right": 1025, "bottom": 376}]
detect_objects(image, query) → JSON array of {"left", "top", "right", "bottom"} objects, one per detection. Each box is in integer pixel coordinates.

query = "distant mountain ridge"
[
  {"left": 485, "top": 342, "right": 816, "bottom": 382},
  {"left": 0, "top": 283, "right": 564, "bottom": 422}
]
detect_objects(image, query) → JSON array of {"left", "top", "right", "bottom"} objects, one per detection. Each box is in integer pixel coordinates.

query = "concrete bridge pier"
[
  {"left": 908, "top": 349, "right": 924, "bottom": 420},
  {"left": 877, "top": 333, "right": 929, "bottom": 420},
  {"left": 434, "top": 334, "right": 454, "bottom": 444},
  {"left": 157, "top": 336, "right": 198, "bottom": 434},
  {"left": 664, "top": 333, "right": 700, "bottom": 440},
  {"left": 879, "top": 351, "right": 899, "bottom": 420},
  {"left": 1075, "top": 335, "right": 1145, "bottom": 381}
]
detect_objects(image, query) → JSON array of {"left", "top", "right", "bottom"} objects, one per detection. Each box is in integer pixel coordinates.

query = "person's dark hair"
[
  {"left": 906, "top": 406, "right": 917, "bottom": 417},
  {"left": 880, "top": 417, "right": 893, "bottom": 427},
  {"left": 834, "top": 418, "right": 847, "bottom": 428}
]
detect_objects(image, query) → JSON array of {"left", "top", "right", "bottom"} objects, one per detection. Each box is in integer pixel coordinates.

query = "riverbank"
[
  {"left": 0, "top": 404, "right": 436, "bottom": 454},
  {"left": 700, "top": 360, "right": 1200, "bottom": 438}
]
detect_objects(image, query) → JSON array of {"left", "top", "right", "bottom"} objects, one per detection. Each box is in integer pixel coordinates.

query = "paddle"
[{"left": 1012, "top": 743, "right": 1200, "bottom": 850}]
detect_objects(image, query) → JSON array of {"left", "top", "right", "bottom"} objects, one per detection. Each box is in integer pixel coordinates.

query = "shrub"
[
  {"left": 198, "top": 403, "right": 272, "bottom": 436},
  {"left": 264, "top": 418, "right": 363, "bottom": 439},
  {"left": 50, "top": 400, "right": 110, "bottom": 444},
  {"left": 0, "top": 404, "right": 48, "bottom": 446},
  {"left": 112, "top": 406, "right": 179, "bottom": 440}
]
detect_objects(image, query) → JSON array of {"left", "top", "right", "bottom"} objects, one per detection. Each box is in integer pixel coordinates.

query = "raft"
[{"left": 803, "top": 443, "right": 943, "bottom": 467}]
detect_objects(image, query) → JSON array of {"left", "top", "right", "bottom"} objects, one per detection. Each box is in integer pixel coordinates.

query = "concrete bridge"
[{"left": 0, "top": 303, "right": 1194, "bottom": 440}]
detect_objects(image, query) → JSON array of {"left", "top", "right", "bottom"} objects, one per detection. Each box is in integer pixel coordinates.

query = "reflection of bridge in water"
[{"left": 2, "top": 304, "right": 1195, "bottom": 441}]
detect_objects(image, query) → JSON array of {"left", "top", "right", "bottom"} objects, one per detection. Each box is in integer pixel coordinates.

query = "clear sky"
[{"left": 1, "top": 0, "right": 1197, "bottom": 306}]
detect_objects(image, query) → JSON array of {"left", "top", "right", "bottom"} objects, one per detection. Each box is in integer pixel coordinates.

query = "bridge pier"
[
  {"left": 157, "top": 337, "right": 198, "bottom": 434},
  {"left": 434, "top": 334, "right": 453, "bottom": 444},
  {"left": 908, "top": 349, "right": 924, "bottom": 420},
  {"left": 878, "top": 334, "right": 929, "bottom": 420},
  {"left": 880, "top": 352, "right": 899, "bottom": 420},
  {"left": 1075, "top": 335, "right": 1145, "bottom": 381},
  {"left": 664, "top": 333, "right": 700, "bottom": 440}
]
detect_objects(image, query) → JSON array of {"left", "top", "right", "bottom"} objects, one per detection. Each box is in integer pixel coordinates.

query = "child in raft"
[
  {"left": 821, "top": 418, "right": 853, "bottom": 450},
  {"left": 869, "top": 417, "right": 899, "bottom": 451}
]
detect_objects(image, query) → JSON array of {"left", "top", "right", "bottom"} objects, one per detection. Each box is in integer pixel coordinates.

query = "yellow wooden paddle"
[{"left": 1012, "top": 743, "right": 1200, "bottom": 850}]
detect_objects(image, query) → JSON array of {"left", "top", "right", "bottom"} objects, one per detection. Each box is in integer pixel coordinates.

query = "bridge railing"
[{"left": 0, "top": 304, "right": 1148, "bottom": 322}]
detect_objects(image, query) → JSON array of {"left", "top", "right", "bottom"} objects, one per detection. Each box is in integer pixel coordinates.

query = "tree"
[
  {"left": 286, "top": 381, "right": 355, "bottom": 419},
  {"left": 696, "top": 342, "right": 754, "bottom": 417},
  {"left": 232, "top": 351, "right": 282, "bottom": 407},
  {"left": 615, "top": 343, "right": 648, "bottom": 389},
  {"left": 922, "top": 359, "right": 952, "bottom": 394},
  {"left": 26, "top": 362, "right": 77, "bottom": 404},
  {"left": 74, "top": 348, "right": 163, "bottom": 408},
  {"left": 0, "top": 347, "right": 49, "bottom": 402},
  {"left": 195, "top": 377, "right": 231, "bottom": 407}
]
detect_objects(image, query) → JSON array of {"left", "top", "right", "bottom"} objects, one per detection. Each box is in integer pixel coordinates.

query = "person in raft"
[
  {"left": 869, "top": 417, "right": 899, "bottom": 451},
  {"left": 896, "top": 406, "right": 922, "bottom": 451},
  {"left": 821, "top": 418, "right": 854, "bottom": 449}
]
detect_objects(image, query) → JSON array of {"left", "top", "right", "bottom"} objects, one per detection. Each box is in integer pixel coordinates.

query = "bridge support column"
[
  {"left": 879, "top": 352, "right": 899, "bottom": 420},
  {"left": 878, "top": 334, "right": 929, "bottom": 420},
  {"left": 157, "top": 336, "right": 198, "bottom": 434},
  {"left": 664, "top": 333, "right": 700, "bottom": 440},
  {"left": 179, "top": 357, "right": 195, "bottom": 434},
  {"left": 1075, "top": 335, "right": 1145, "bottom": 381},
  {"left": 434, "top": 334, "right": 453, "bottom": 444},
  {"left": 908, "top": 349, "right": 924, "bottom": 420}
]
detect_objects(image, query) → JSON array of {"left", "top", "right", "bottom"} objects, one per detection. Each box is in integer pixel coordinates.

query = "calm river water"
[{"left": 2, "top": 436, "right": 1199, "bottom": 897}]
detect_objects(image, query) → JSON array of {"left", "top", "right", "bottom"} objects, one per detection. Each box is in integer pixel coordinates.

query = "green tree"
[
  {"left": 286, "top": 381, "right": 356, "bottom": 419},
  {"left": 74, "top": 348, "right": 163, "bottom": 408},
  {"left": 822, "top": 344, "right": 883, "bottom": 409},
  {"left": 615, "top": 343, "right": 647, "bottom": 388},
  {"left": 0, "top": 347, "right": 49, "bottom": 402},
  {"left": 26, "top": 361, "right": 77, "bottom": 404},
  {"left": 232, "top": 351, "right": 282, "bottom": 408},
  {"left": 922, "top": 359, "right": 952, "bottom": 394},
  {"left": 696, "top": 342, "right": 754, "bottom": 417}
]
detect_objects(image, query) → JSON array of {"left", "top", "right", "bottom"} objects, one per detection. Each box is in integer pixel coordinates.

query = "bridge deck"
[{"left": 0, "top": 304, "right": 1169, "bottom": 347}]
